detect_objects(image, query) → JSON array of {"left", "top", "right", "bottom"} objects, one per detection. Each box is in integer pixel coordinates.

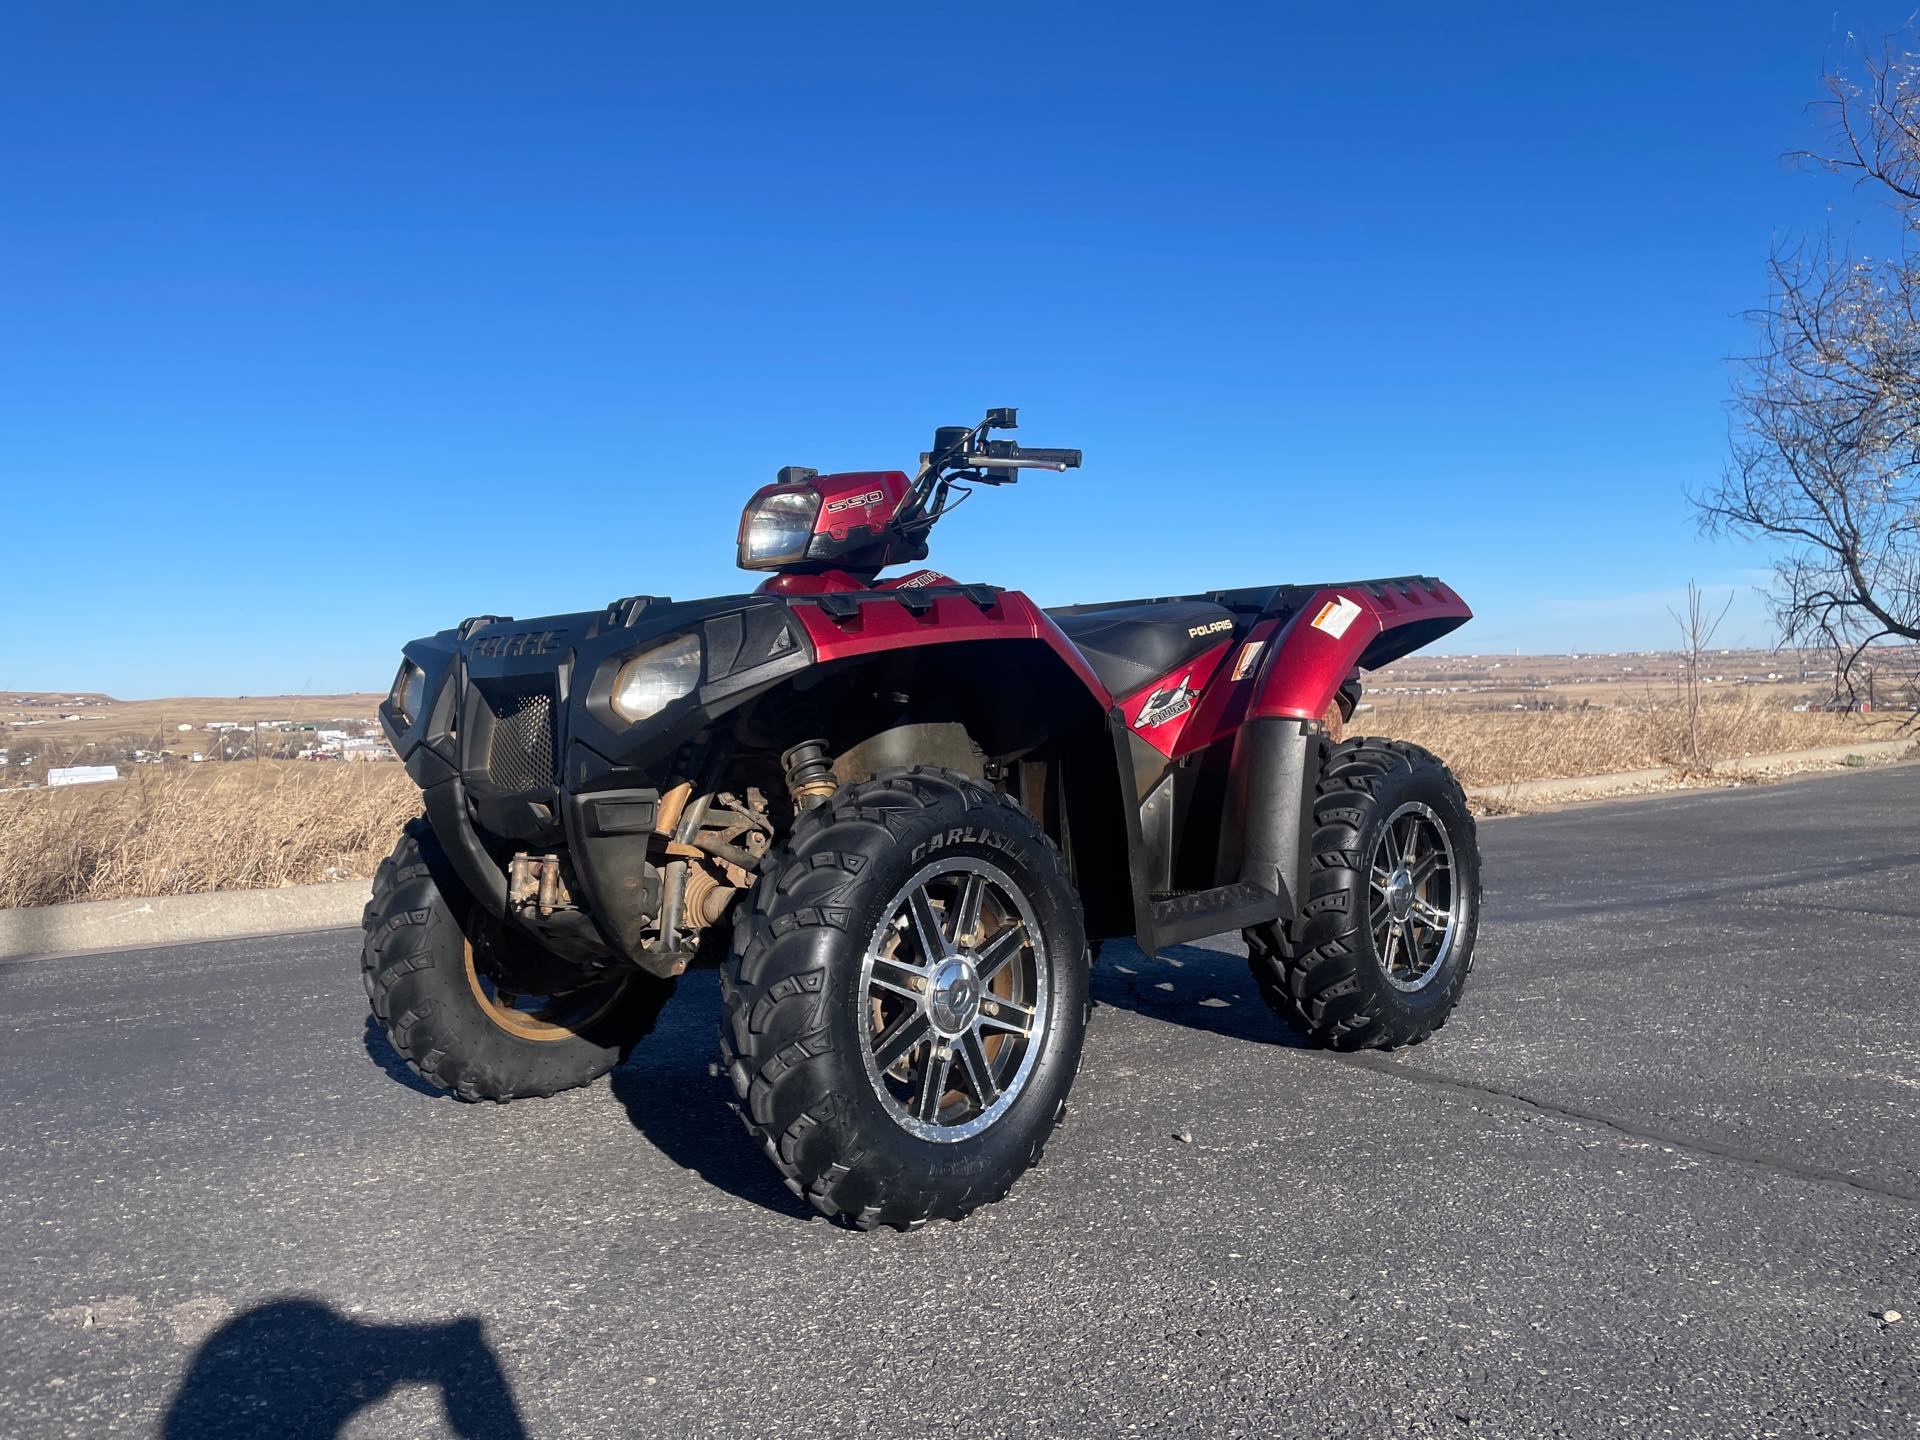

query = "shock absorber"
[{"left": 781, "top": 739, "right": 836, "bottom": 810}]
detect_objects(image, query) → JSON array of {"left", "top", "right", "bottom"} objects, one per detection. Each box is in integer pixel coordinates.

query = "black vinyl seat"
[{"left": 1046, "top": 599, "right": 1236, "bottom": 698}]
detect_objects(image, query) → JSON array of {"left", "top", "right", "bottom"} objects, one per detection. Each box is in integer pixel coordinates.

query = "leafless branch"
[{"left": 1697, "top": 35, "right": 1920, "bottom": 722}]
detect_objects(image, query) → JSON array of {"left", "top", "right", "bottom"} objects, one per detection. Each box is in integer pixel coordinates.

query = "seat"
[{"left": 1046, "top": 599, "right": 1236, "bottom": 698}]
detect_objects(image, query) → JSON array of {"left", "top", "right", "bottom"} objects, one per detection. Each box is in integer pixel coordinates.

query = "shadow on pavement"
[
  {"left": 360, "top": 1013, "right": 444, "bottom": 1097},
  {"left": 609, "top": 971, "right": 818, "bottom": 1224},
  {"left": 354, "top": 935, "right": 1298, "bottom": 1218},
  {"left": 1091, "top": 940, "right": 1308, "bottom": 1048},
  {"left": 353, "top": 961, "right": 815, "bottom": 1221},
  {"left": 162, "top": 1297, "right": 527, "bottom": 1439}
]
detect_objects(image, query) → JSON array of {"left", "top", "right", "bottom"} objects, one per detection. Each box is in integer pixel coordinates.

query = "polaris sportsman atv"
[{"left": 366, "top": 409, "right": 1480, "bottom": 1228}]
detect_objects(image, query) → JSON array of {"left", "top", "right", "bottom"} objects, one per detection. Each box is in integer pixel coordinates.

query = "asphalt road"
[{"left": 3, "top": 766, "right": 1917, "bottom": 1438}]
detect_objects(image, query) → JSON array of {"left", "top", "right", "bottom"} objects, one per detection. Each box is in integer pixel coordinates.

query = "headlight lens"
[
  {"left": 610, "top": 633, "right": 703, "bottom": 723},
  {"left": 390, "top": 660, "right": 426, "bottom": 724},
  {"left": 737, "top": 489, "right": 820, "bottom": 569}
]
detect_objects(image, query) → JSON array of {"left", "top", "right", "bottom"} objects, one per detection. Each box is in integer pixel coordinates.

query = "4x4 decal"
[{"left": 1134, "top": 675, "right": 1197, "bottom": 729}]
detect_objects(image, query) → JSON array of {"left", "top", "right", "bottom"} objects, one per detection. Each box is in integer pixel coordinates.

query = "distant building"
[{"left": 48, "top": 765, "right": 121, "bottom": 787}]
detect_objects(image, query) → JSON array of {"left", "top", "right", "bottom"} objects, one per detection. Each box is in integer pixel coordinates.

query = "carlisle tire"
[
  {"left": 1245, "top": 738, "right": 1480, "bottom": 1050},
  {"left": 361, "top": 819, "right": 674, "bottom": 1101},
  {"left": 719, "top": 768, "right": 1090, "bottom": 1229}
]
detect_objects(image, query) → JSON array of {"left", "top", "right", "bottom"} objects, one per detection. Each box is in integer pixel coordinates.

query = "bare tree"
[
  {"left": 1697, "top": 40, "right": 1920, "bottom": 716},
  {"left": 1669, "top": 580, "right": 1734, "bottom": 769}
]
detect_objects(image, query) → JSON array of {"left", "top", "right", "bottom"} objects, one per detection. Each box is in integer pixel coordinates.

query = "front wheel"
[
  {"left": 1246, "top": 737, "right": 1480, "bottom": 1050},
  {"left": 720, "top": 769, "right": 1090, "bottom": 1229},
  {"left": 361, "top": 819, "right": 675, "bottom": 1101}
]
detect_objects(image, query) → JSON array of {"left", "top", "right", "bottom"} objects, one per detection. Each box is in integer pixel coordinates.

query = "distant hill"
[{"left": 0, "top": 691, "right": 118, "bottom": 707}]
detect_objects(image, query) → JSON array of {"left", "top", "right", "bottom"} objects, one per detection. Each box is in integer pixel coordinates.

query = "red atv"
[{"left": 367, "top": 409, "right": 1480, "bottom": 1228}]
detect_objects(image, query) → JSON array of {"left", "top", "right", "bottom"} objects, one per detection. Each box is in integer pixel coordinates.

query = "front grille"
[{"left": 483, "top": 689, "right": 556, "bottom": 791}]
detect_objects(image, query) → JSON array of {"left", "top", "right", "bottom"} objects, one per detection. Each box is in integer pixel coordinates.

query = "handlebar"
[
  {"left": 902, "top": 409, "right": 1083, "bottom": 535},
  {"left": 967, "top": 441, "right": 1083, "bottom": 472},
  {"left": 1002, "top": 446, "right": 1083, "bottom": 469}
]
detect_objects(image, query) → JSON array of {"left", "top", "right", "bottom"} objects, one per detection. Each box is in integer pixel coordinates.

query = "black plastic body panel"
[
  {"left": 561, "top": 785, "right": 665, "bottom": 963},
  {"left": 1103, "top": 707, "right": 1318, "bottom": 956},
  {"left": 379, "top": 590, "right": 816, "bottom": 968},
  {"left": 1223, "top": 717, "right": 1321, "bottom": 914}
]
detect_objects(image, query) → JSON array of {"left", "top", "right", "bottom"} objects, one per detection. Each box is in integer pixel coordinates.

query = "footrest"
[{"left": 1147, "top": 881, "right": 1284, "bottom": 951}]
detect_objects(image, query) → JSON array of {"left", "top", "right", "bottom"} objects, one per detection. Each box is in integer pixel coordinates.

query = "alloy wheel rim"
[
  {"left": 1367, "top": 801, "right": 1459, "bottom": 993},
  {"left": 857, "top": 857, "right": 1050, "bottom": 1142}
]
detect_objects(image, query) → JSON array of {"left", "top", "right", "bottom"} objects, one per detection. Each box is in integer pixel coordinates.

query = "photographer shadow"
[{"left": 162, "top": 1297, "right": 527, "bottom": 1439}]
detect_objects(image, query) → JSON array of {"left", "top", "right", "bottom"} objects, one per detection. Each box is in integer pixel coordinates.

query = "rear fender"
[
  {"left": 1247, "top": 578, "right": 1471, "bottom": 722},
  {"left": 1224, "top": 577, "right": 1469, "bottom": 916}
]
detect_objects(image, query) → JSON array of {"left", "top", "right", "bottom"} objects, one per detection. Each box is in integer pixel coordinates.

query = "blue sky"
[{"left": 2, "top": 3, "right": 1909, "bottom": 696}]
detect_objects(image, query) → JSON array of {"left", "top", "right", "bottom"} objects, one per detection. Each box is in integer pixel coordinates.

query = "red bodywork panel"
[
  {"left": 781, "top": 582, "right": 1113, "bottom": 705},
  {"left": 757, "top": 570, "right": 868, "bottom": 596},
  {"left": 1247, "top": 578, "right": 1471, "bottom": 722},
  {"left": 764, "top": 569, "right": 1467, "bottom": 758},
  {"left": 759, "top": 566, "right": 955, "bottom": 597},
  {"left": 1116, "top": 639, "right": 1236, "bottom": 756},
  {"left": 1145, "top": 619, "right": 1288, "bottom": 759},
  {"left": 807, "top": 470, "right": 910, "bottom": 542},
  {"left": 1095, "top": 578, "right": 1471, "bottom": 757}
]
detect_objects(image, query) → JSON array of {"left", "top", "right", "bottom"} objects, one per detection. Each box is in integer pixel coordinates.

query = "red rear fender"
[{"left": 1248, "top": 578, "right": 1471, "bottom": 723}]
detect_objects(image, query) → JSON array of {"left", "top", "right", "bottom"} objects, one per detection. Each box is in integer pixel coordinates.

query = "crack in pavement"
[
  {"left": 1333, "top": 1050, "right": 1920, "bottom": 1212},
  {"left": 1483, "top": 853, "right": 1920, "bottom": 922},
  {"left": 1094, "top": 969, "right": 1920, "bottom": 1210},
  {"left": 1743, "top": 899, "right": 1920, "bottom": 924}
]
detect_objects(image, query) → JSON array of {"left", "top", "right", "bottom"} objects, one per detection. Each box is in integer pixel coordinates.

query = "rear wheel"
[
  {"left": 361, "top": 819, "right": 674, "bottom": 1101},
  {"left": 1246, "top": 738, "right": 1479, "bottom": 1049},
  {"left": 720, "top": 768, "right": 1089, "bottom": 1229}
]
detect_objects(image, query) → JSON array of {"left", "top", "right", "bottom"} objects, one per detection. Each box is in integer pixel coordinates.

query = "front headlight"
[
  {"left": 737, "top": 489, "right": 821, "bottom": 569},
  {"left": 390, "top": 660, "right": 426, "bottom": 725},
  {"left": 610, "top": 633, "right": 703, "bottom": 724}
]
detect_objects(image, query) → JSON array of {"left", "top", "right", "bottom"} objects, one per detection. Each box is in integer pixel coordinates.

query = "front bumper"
[{"left": 379, "top": 593, "right": 812, "bottom": 967}]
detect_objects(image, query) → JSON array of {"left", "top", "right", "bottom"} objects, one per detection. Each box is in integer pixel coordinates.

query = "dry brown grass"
[
  {"left": 0, "top": 762, "right": 417, "bottom": 909},
  {"left": 1363, "top": 696, "right": 1907, "bottom": 788},
  {"left": 1, "top": 698, "right": 1910, "bottom": 908}
]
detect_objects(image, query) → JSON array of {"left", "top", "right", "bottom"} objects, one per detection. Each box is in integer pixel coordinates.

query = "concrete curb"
[
  {"left": 0, "top": 880, "right": 372, "bottom": 961},
  {"left": 1464, "top": 738, "right": 1915, "bottom": 804}
]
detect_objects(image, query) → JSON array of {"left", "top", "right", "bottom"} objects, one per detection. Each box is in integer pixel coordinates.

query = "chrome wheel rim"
[
  {"left": 1367, "top": 801, "right": 1459, "bottom": 993},
  {"left": 857, "top": 857, "right": 1049, "bottom": 1143}
]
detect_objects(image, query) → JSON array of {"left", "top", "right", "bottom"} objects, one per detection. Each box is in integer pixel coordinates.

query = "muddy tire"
[
  {"left": 1246, "top": 738, "right": 1479, "bottom": 1050},
  {"left": 361, "top": 818, "right": 674, "bottom": 1101},
  {"left": 719, "top": 768, "right": 1089, "bottom": 1230}
]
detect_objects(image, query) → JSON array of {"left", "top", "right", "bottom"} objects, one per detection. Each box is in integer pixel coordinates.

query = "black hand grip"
[{"left": 1017, "top": 446, "right": 1082, "bottom": 468}]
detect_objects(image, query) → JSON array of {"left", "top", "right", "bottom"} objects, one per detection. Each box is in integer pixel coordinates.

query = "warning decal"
[{"left": 1310, "top": 595, "right": 1363, "bottom": 639}]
